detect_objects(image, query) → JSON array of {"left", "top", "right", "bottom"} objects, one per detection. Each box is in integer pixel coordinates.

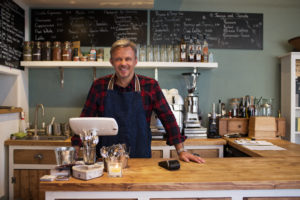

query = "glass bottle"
[
  {"left": 201, "top": 34, "right": 209, "bottom": 62},
  {"left": 180, "top": 35, "right": 187, "bottom": 62},
  {"left": 89, "top": 45, "right": 97, "bottom": 61},
  {"left": 32, "top": 41, "right": 41, "bottom": 61},
  {"left": 23, "top": 41, "right": 32, "bottom": 61},
  {"left": 41, "top": 41, "right": 52, "bottom": 61},
  {"left": 52, "top": 41, "right": 62, "bottom": 61},
  {"left": 187, "top": 35, "right": 195, "bottom": 62},
  {"left": 195, "top": 34, "right": 202, "bottom": 62},
  {"left": 62, "top": 41, "right": 72, "bottom": 61}
]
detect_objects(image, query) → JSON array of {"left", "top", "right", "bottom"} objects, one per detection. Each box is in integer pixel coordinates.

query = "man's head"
[
  {"left": 110, "top": 39, "right": 138, "bottom": 85},
  {"left": 110, "top": 39, "right": 137, "bottom": 59}
]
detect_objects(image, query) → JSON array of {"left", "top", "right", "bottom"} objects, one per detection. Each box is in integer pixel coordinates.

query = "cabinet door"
[
  {"left": 170, "top": 149, "right": 219, "bottom": 158},
  {"left": 152, "top": 150, "right": 163, "bottom": 158},
  {"left": 14, "top": 169, "right": 50, "bottom": 200}
]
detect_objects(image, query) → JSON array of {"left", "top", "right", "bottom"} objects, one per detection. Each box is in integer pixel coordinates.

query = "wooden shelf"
[
  {"left": 0, "top": 107, "right": 22, "bottom": 114},
  {"left": 20, "top": 61, "right": 218, "bottom": 69}
]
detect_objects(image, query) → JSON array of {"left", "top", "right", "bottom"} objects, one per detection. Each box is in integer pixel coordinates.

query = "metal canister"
[
  {"left": 41, "top": 41, "right": 52, "bottom": 61},
  {"left": 52, "top": 41, "right": 62, "bottom": 61},
  {"left": 32, "top": 41, "right": 42, "bottom": 61},
  {"left": 23, "top": 41, "right": 32, "bottom": 61}
]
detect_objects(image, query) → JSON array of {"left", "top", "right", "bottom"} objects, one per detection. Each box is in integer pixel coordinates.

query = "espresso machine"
[{"left": 182, "top": 68, "right": 207, "bottom": 137}]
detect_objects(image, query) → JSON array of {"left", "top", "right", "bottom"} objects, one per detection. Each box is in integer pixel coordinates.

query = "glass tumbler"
[
  {"left": 83, "top": 146, "right": 96, "bottom": 165},
  {"left": 147, "top": 45, "right": 153, "bottom": 61},
  {"left": 167, "top": 44, "right": 174, "bottom": 62},
  {"left": 139, "top": 44, "right": 146, "bottom": 62},
  {"left": 160, "top": 44, "right": 167, "bottom": 62},
  {"left": 153, "top": 45, "right": 160, "bottom": 62}
]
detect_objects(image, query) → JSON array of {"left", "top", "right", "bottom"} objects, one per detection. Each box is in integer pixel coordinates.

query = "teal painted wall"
[{"left": 29, "top": 0, "right": 300, "bottom": 127}]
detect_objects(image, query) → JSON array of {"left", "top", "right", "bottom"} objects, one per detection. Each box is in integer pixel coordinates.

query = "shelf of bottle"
[
  {"left": 0, "top": 107, "right": 22, "bottom": 115},
  {"left": 20, "top": 61, "right": 218, "bottom": 69}
]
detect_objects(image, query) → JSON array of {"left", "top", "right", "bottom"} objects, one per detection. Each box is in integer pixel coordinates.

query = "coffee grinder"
[{"left": 182, "top": 68, "right": 206, "bottom": 136}]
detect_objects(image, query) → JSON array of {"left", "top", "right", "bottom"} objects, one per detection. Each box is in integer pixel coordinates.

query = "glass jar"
[
  {"left": 23, "top": 41, "right": 32, "bottom": 61},
  {"left": 32, "top": 41, "right": 41, "bottom": 61},
  {"left": 41, "top": 41, "right": 52, "bottom": 61},
  {"left": 62, "top": 41, "right": 72, "bottom": 61},
  {"left": 52, "top": 41, "right": 62, "bottom": 61}
]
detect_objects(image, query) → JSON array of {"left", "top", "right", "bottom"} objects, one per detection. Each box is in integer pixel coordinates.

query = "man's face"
[{"left": 110, "top": 46, "right": 137, "bottom": 82}]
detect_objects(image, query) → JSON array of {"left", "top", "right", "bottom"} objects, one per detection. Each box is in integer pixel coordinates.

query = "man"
[{"left": 80, "top": 39, "right": 205, "bottom": 163}]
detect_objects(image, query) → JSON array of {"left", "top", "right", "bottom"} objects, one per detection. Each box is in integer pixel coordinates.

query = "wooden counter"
[
  {"left": 225, "top": 137, "right": 300, "bottom": 157},
  {"left": 40, "top": 157, "right": 300, "bottom": 200},
  {"left": 4, "top": 138, "right": 72, "bottom": 146}
]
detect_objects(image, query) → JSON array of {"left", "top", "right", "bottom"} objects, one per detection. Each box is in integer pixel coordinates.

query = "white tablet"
[{"left": 69, "top": 117, "right": 118, "bottom": 136}]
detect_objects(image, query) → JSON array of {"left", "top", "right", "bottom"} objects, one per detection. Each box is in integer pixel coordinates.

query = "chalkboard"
[
  {"left": 31, "top": 9, "right": 147, "bottom": 46},
  {"left": 0, "top": 0, "right": 24, "bottom": 69},
  {"left": 150, "top": 11, "right": 263, "bottom": 50}
]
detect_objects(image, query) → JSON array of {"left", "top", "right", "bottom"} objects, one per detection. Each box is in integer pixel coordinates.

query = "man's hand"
[{"left": 178, "top": 151, "right": 205, "bottom": 164}]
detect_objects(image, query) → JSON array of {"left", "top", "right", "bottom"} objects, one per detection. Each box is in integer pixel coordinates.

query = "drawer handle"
[
  {"left": 34, "top": 154, "right": 43, "bottom": 160},
  {"left": 238, "top": 125, "right": 242, "bottom": 128}
]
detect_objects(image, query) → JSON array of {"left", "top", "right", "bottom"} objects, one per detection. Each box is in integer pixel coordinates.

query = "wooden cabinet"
[
  {"left": 218, "top": 117, "right": 286, "bottom": 138},
  {"left": 218, "top": 118, "right": 248, "bottom": 136},
  {"left": 281, "top": 52, "right": 300, "bottom": 144},
  {"left": 5, "top": 143, "right": 68, "bottom": 200},
  {"left": 14, "top": 169, "right": 50, "bottom": 200},
  {"left": 151, "top": 139, "right": 225, "bottom": 158}
]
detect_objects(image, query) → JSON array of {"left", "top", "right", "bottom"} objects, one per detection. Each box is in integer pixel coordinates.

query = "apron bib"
[{"left": 97, "top": 74, "right": 152, "bottom": 158}]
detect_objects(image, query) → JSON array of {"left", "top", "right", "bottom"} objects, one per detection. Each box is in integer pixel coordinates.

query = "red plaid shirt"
[{"left": 80, "top": 74, "right": 186, "bottom": 146}]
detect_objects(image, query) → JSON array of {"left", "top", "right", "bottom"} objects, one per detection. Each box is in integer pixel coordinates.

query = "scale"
[{"left": 69, "top": 117, "right": 118, "bottom": 180}]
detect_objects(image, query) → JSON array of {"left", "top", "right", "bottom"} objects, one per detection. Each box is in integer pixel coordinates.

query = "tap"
[{"left": 34, "top": 104, "right": 45, "bottom": 137}]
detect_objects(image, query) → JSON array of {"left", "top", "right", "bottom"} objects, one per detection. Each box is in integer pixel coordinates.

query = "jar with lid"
[
  {"left": 62, "top": 41, "right": 72, "bottom": 61},
  {"left": 41, "top": 41, "right": 52, "bottom": 61},
  {"left": 32, "top": 41, "right": 42, "bottom": 61},
  {"left": 23, "top": 41, "right": 32, "bottom": 61},
  {"left": 52, "top": 41, "right": 62, "bottom": 61}
]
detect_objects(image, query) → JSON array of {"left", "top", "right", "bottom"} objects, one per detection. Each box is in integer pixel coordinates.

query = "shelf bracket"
[
  {"left": 93, "top": 67, "right": 96, "bottom": 81},
  {"left": 59, "top": 67, "right": 64, "bottom": 88},
  {"left": 154, "top": 67, "right": 158, "bottom": 81}
]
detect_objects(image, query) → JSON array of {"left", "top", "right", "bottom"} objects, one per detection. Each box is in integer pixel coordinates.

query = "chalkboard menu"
[
  {"left": 0, "top": 0, "right": 24, "bottom": 69},
  {"left": 150, "top": 11, "right": 263, "bottom": 50},
  {"left": 31, "top": 9, "right": 147, "bottom": 46}
]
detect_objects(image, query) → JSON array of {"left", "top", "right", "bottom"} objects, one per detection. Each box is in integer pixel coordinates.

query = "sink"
[{"left": 16, "top": 135, "right": 68, "bottom": 141}]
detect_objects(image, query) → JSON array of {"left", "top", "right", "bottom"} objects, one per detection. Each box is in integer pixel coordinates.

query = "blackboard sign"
[
  {"left": 0, "top": 0, "right": 24, "bottom": 69},
  {"left": 31, "top": 9, "right": 147, "bottom": 46},
  {"left": 150, "top": 11, "right": 263, "bottom": 50}
]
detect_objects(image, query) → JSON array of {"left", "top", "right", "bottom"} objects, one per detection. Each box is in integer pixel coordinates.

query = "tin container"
[
  {"left": 55, "top": 147, "right": 75, "bottom": 166},
  {"left": 32, "top": 41, "right": 41, "bottom": 61},
  {"left": 52, "top": 41, "right": 62, "bottom": 61},
  {"left": 23, "top": 41, "right": 32, "bottom": 61}
]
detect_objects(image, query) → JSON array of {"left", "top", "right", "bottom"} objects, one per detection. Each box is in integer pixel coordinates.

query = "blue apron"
[{"left": 97, "top": 74, "right": 152, "bottom": 158}]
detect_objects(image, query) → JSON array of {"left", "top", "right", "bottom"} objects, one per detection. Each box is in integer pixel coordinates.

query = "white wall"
[{"left": 0, "top": 0, "right": 29, "bottom": 198}]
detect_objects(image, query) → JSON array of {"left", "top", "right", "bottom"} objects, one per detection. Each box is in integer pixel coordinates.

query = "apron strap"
[{"left": 108, "top": 74, "right": 141, "bottom": 92}]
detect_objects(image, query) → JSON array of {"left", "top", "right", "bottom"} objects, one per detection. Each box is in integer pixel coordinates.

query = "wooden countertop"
[
  {"left": 40, "top": 157, "right": 300, "bottom": 191},
  {"left": 5, "top": 138, "right": 226, "bottom": 146},
  {"left": 4, "top": 138, "right": 72, "bottom": 146},
  {"left": 152, "top": 138, "right": 226, "bottom": 146},
  {"left": 225, "top": 137, "right": 300, "bottom": 157}
]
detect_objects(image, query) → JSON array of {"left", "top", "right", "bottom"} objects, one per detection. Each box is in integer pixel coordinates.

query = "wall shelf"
[
  {"left": 0, "top": 107, "right": 22, "bottom": 114},
  {"left": 20, "top": 61, "right": 218, "bottom": 69}
]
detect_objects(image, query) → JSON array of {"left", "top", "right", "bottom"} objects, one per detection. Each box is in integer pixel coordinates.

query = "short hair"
[{"left": 110, "top": 39, "right": 137, "bottom": 58}]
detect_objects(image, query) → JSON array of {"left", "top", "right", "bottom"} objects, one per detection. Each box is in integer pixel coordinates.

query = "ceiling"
[{"left": 21, "top": 0, "right": 154, "bottom": 9}]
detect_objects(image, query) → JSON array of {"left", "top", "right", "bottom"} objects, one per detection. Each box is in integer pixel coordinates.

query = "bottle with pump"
[
  {"left": 195, "top": 34, "right": 202, "bottom": 62},
  {"left": 207, "top": 103, "right": 221, "bottom": 138},
  {"left": 19, "top": 112, "right": 27, "bottom": 133},
  {"left": 201, "top": 34, "right": 209, "bottom": 62},
  {"left": 187, "top": 35, "right": 195, "bottom": 62},
  {"left": 180, "top": 34, "right": 187, "bottom": 62}
]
